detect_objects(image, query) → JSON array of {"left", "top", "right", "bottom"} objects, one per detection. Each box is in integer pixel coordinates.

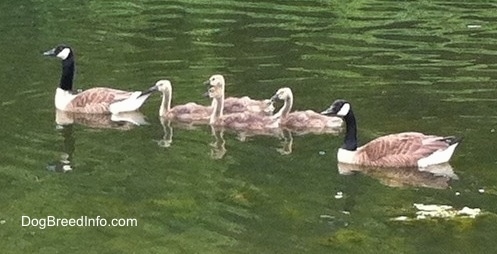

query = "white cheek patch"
[
  {"left": 336, "top": 103, "right": 350, "bottom": 116},
  {"left": 56, "top": 48, "right": 71, "bottom": 60}
]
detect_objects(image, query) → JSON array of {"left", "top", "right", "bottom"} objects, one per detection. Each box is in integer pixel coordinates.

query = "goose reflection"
[
  {"left": 55, "top": 109, "right": 148, "bottom": 130},
  {"left": 276, "top": 129, "right": 293, "bottom": 155},
  {"left": 48, "top": 110, "right": 148, "bottom": 172},
  {"left": 157, "top": 118, "right": 174, "bottom": 148},
  {"left": 219, "top": 126, "right": 294, "bottom": 156},
  {"left": 337, "top": 163, "right": 458, "bottom": 189},
  {"left": 210, "top": 125, "right": 226, "bottom": 160},
  {"left": 156, "top": 120, "right": 291, "bottom": 158},
  {"left": 155, "top": 119, "right": 226, "bottom": 159},
  {"left": 47, "top": 124, "right": 75, "bottom": 173}
]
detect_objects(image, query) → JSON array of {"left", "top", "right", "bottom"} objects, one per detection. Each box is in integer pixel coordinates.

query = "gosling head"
[
  {"left": 203, "top": 74, "right": 225, "bottom": 88},
  {"left": 271, "top": 87, "right": 292, "bottom": 102},
  {"left": 154, "top": 80, "right": 172, "bottom": 93},
  {"left": 43, "top": 45, "right": 73, "bottom": 60},
  {"left": 206, "top": 83, "right": 224, "bottom": 99},
  {"left": 140, "top": 80, "right": 172, "bottom": 97},
  {"left": 321, "top": 99, "right": 351, "bottom": 117}
]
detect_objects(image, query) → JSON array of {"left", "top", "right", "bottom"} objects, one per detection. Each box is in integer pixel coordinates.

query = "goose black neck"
[
  {"left": 342, "top": 110, "right": 358, "bottom": 151},
  {"left": 59, "top": 57, "right": 74, "bottom": 91}
]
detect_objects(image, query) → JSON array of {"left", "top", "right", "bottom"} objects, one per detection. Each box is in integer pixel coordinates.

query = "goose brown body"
[
  {"left": 58, "top": 87, "right": 137, "bottom": 114},
  {"left": 224, "top": 96, "right": 274, "bottom": 116},
  {"left": 349, "top": 132, "right": 458, "bottom": 167}
]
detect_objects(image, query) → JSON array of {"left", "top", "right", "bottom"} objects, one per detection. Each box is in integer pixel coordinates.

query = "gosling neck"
[
  {"left": 342, "top": 110, "right": 358, "bottom": 151},
  {"left": 159, "top": 88, "right": 172, "bottom": 117},
  {"left": 210, "top": 93, "right": 224, "bottom": 125},
  {"left": 59, "top": 56, "right": 75, "bottom": 91},
  {"left": 274, "top": 92, "right": 293, "bottom": 118}
]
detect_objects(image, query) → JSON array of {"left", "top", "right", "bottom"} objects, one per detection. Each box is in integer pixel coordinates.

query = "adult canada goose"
[
  {"left": 205, "top": 76, "right": 279, "bottom": 130},
  {"left": 270, "top": 87, "right": 342, "bottom": 133},
  {"left": 321, "top": 99, "right": 462, "bottom": 168},
  {"left": 142, "top": 80, "right": 211, "bottom": 123},
  {"left": 43, "top": 45, "right": 152, "bottom": 114},
  {"left": 203, "top": 74, "right": 275, "bottom": 116}
]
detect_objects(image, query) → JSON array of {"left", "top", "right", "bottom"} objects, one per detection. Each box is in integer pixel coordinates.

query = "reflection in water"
[
  {"left": 157, "top": 119, "right": 295, "bottom": 158},
  {"left": 47, "top": 125, "right": 75, "bottom": 173},
  {"left": 223, "top": 127, "right": 294, "bottom": 156},
  {"left": 157, "top": 118, "right": 173, "bottom": 148},
  {"left": 233, "top": 126, "right": 284, "bottom": 142},
  {"left": 48, "top": 110, "right": 149, "bottom": 172},
  {"left": 55, "top": 110, "right": 149, "bottom": 130},
  {"left": 155, "top": 120, "right": 227, "bottom": 159},
  {"left": 276, "top": 129, "right": 293, "bottom": 155},
  {"left": 285, "top": 125, "right": 343, "bottom": 136},
  {"left": 210, "top": 126, "right": 226, "bottom": 160},
  {"left": 337, "top": 163, "right": 458, "bottom": 189}
]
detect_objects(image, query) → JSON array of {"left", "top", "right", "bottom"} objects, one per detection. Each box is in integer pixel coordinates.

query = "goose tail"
[{"left": 109, "top": 92, "right": 152, "bottom": 114}]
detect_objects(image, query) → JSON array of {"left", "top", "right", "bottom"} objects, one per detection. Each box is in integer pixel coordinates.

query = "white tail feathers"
[
  {"left": 417, "top": 143, "right": 460, "bottom": 168},
  {"left": 109, "top": 92, "right": 151, "bottom": 114}
]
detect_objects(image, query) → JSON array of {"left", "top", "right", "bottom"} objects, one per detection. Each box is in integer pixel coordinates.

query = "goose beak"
[
  {"left": 43, "top": 48, "right": 56, "bottom": 56},
  {"left": 270, "top": 94, "right": 279, "bottom": 102},
  {"left": 138, "top": 85, "right": 159, "bottom": 98},
  {"left": 203, "top": 80, "right": 211, "bottom": 86},
  {"left": 320, "top": 107, "right": 334, "bottom": 116},
  {"left": 202, "top": 91, "right": 210, "bottom": 98}
]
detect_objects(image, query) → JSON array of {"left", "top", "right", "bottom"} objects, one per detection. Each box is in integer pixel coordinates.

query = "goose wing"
[
  {"left": 224, "top": 97, "right": 249, "bottom": 113},
  {"left": 224, "top": 97, "right": 272, "bottom": 115},
  {"left": 359, "top": 132, "right": 452, "bottom": 167},
  {"left": 221, "top": 113, "right": 277, "bottom": 130},
  {"left": 66, "top": 87, "right": 133, "bottom": 113},
  {"left": 170, "top": 103, "right": 212, "bottom": 122},
  {"left": 285, "top": 110, "right": 341, "bottom": 129}
]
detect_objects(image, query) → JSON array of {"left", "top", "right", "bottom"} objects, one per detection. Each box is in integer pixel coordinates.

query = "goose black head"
[
  {"left": 43, "top": 45, "right": 73, "bottom": 60},
  {"left": 321, "top": 99, "right": 351, "bottom": 117}
]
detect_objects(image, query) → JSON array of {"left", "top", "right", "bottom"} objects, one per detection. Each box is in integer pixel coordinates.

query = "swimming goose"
[
  {"left": 204, "top": 74, "right": 275, "bottom": 116},
  {"left": 270, "top": 87, "right": 342, "bottom": 133},
  {"left": 205, "top": 76, "right": 279, "bottom": 130},
  {"left": 321, "top": 99, "right": 462, "bottom": 168},
  {"left": 142, "top": 80, "right": 211, "bottom": 123},
  {"left": 43, "top": 45, "right": 152, "bottom": 114}
]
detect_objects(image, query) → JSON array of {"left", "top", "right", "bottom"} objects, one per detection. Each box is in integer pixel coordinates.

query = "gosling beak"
[
  {"left": 138, "top": 85, "right": 159, "bottom": 98},
  {"left": 320, "top": 107, "right": 335, "bottom": 116},
  {"left": 43, "top": 47, "right": 56, "bottom": 56},
  {"left": 202, "top": 91, "right": 210, "bottom": 98},
  {"left": 203, "top": 80, "right": 211, "bottom": 86},
  {"left": 270, "top": 94, "right": 279, "bottom": 102}
]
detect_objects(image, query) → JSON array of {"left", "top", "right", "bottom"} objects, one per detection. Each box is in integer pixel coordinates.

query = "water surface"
[{"left": 1, "top": 0, "right": 496, "bottom": 253}]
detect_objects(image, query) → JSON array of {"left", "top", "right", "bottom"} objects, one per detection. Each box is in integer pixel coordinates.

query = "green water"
[{"left": 1, "top": 0, "right": 497, "bottom": 253}]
